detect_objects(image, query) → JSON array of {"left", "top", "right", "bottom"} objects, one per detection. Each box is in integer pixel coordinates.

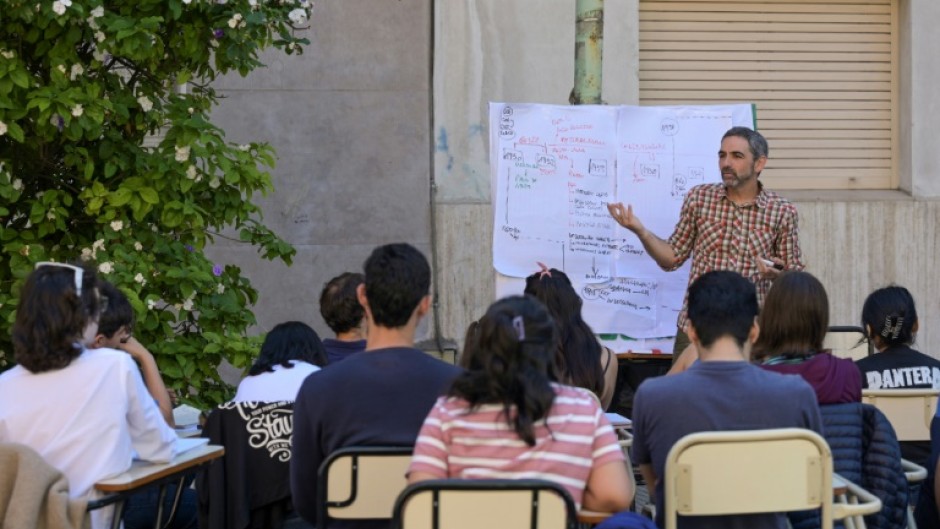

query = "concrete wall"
[
  {"left": 212, "top": 0, "right": 940, "bottom": 359},
  {"left": 208, "top": 0, "right": 433, "bottom": 340}
]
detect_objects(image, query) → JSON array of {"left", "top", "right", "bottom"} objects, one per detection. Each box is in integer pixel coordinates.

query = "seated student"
[
  {"left": 753, "top": 271, "right": 862, "bottom": 404},
  {"left": 914, "top": 394, "right": 940, "bottom": 528},
  {"left": 855, "top": 285, "right": 940, "bottom": 389},
  {"left": 524, "top": 264, "right": 618, "bottom": 410},
  {"left": 233, "top": 321, "right": 326, "bottom": 402},
  {"left": 632, "top": 271, "right": 823, "bottom": 529},
  {"left": 0, "top": 262, "right": 178, "bottom": 529},
  {"left": 855, "top": 285, "right": 940, "bottom": 465},
  {"left": 408, "top": 295, "right": 633, "bottom": 512},
  {"left": 290, "top": 243, "right": 461, "bottom": 529},
  {"left": 319, "top": 272, "right": 368, "bottom": 364},
  {"left": 90, "top": 280, "right": 175, "bottom": 426}
]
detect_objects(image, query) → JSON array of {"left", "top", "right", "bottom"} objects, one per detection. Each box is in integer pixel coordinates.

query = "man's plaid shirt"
[{"left": 666, "top": 182, "right": 805, "bottom": 330}]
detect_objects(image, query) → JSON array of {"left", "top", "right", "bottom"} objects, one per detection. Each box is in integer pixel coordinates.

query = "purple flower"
[
  {"left": 212, "top": 28, "right": 224, "bottom": 39},
  {"left": 185, "top": 244, "right": 195, "bottom": 252},
  {"left": 212, "top": 264, "right": 223, "bottom": 277}
]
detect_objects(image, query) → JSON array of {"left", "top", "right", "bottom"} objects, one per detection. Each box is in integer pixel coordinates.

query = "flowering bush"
[{"left": 0, "top": 0, "right": 310, "bottom": 407}]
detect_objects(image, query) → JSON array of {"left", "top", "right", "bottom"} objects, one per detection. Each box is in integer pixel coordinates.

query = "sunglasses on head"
[{"left": 34, "top": 262, "right": 84, "bottom": 296}]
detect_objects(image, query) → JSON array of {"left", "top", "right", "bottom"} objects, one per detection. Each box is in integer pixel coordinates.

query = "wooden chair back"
[
  {"left": 393, "top": 479, "right": 576, "bottom": 529},
  {"left": 317, "top": 446, "right": 413, "bottom": 525}
]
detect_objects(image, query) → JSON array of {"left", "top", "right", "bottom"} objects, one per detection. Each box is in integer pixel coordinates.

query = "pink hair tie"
[{"left": 536, "top": 262, "right": 552, "bottom": 279}]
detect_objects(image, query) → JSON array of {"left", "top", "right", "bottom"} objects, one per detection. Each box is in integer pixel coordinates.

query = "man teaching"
[{"left": 607, "top": 126, "right": 804, "bottom": 355}]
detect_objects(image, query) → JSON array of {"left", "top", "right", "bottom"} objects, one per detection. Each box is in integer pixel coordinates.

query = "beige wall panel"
[{"left": 436, "top": 204, "right": 495, "bottom": 349}]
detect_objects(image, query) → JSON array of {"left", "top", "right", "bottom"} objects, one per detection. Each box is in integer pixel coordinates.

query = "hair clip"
[
  {"left": 881, "top": 315, "right": 904, "bottom": 340},
  {"left": 536, "top": 261, "right": 552, "bottom": 279},
  {"left": 512, "top": 315, "right": 525, "bottom": 341}
]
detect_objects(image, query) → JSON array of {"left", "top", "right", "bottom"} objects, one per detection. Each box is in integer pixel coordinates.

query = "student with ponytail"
[
  {"left": 856, "top": 285, "right": 940, "bottom": 466},
  {"left": 855, "top": 285, "right": 940, "bottom": 390},
  {"left": 407, "top": 295, "right": 633, "bottom": 512}
]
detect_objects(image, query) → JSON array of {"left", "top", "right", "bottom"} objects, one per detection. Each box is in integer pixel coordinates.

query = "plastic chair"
[
  {"left": 316, "top": 446, "right": 412, "bottom": 527},
  {"left": 393, "top": 479, "right": 576, "bottom": 529},
  {"left": 824, "top": 326, "right": 872, "bottom": 362},
  {"left": 663, "top": 428, "right": 882, "bottom": 529}
]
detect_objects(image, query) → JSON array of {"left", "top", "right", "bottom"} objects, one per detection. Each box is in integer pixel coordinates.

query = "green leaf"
[{"left": 9, "top": 69, "right": 29, "bottom": 89}]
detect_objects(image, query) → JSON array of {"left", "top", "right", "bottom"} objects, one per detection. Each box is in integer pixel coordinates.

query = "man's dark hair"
[
  {"left": 723, "top": 126, "right": 769, "bottom": 160},
  {"left": 13, "top": 263, "right": 99, "bottom": 373},
  {"left": 686, "top": 271, "right": 758, "bottom": 348},
  {"left": 97, "top": 280, "right": 135, "bottom": 339},
  {"left": 319, "top": 272, "right": 365, "bottom": 334},
  {"left": 363, "top": 243, "right": 430, "bottom": 328}
]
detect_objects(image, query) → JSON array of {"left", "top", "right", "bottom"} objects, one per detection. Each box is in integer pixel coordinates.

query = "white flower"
[
  {"left": 110, "top": 220, "right": 123, "bottom": 231},
  {"left": 182, "top": 299, "right": 194, "bottom": 311},
  {"left": 71, "top": 104, "right": 83, "bottom": 117},
  {"left": 80, "top": 247, "right": 93, "bottom": 260},
  {"left": 209, "top": 177, "right": 220, "bottom": 189},
  {"left": 0, "top": 50, "right": 13, "bottom": 60},
  {"left": 98, "top": 261, "right": 113, "bottom": 274},
  {"left": 90, "top": 6, "right": 104, "bottom": 17},
  {"left": 288, "top": 8, "right": 308, "bottom": 24},
  {"left": 52, "top": 1, "right": 68, "bottom": 15},
  {"left": 0, "top": 121, "right": 6, "bottom": 136},
  {"left": 238, "top": 144, "right": 250, "bottom": 152},
  {"left": 57, "top": 64, "right": 67, "bottom": 74},
  {"left": 134, "top": 273, "right": 146, "bottom": 285},
  {"left": 95, "top": 31, "right": 106, "bottom": 43},
  {"left": 146, "top": 299, "right": 155, "bottom": 310},
  {"left": 46, "top": 211, "right": 56, "bottom": 220},
  {"left": 92, "top": 238, "right": 105, "bottom": 251},
  {"left": 70, "top": 64, "right": 84, "bottom": 80},
  {"left": 11, "top": 179, "right": 22, "bottom": 191},
  {"left": 175, "top": 145, "right": 190, "bottom": 162},
  {"left": 187, "top": 107, "right": 194, "bottom": 114},
  {"left": 216, "top": 283, "right": 225, "bottom": 294},
  {"left": 227, "top": 13, "right": 243, "bottom": 29},
  {"left": 137, "top": 95, "right": 153, "bottom": 112},
  {"left": 186, "top": 165, "right": 197, "bottom": 180},
  {"left": 134, "top": 241, "right": 143, "bottom": 251}
]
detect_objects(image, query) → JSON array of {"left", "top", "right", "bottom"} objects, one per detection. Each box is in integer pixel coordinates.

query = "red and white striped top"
[{"left": 407, "top": 383, "right": 624, "bottom": 508}]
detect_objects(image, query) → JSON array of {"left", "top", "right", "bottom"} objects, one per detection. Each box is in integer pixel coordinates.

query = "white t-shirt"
[
  {"left": 232, "top": 360, "right": 320, "bottom": 402},
  {"left": 0, "top": 347, "right": 177, "bottom": 528}
]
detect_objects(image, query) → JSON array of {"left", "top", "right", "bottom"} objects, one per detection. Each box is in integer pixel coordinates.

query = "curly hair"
[
  {"left": 13, "top": 263, "right": 99, "bottom": 373},
  {"left": 449, "top": 296, "right": 558, "bottom": 446}
]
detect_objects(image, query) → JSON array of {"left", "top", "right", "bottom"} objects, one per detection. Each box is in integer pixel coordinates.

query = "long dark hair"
[
  {"left": 248, "top": 321, "right": 327, "bottom": 376},
  {"left": 523, "top": 268, "right": 605, "bottom": 398},
  {"left": 449, "top": 296, "right": 558, "bottom": 446},
  {"left": 752, "top": 271, "right": 829, "bottom": 360},
  {"left": 13, "top": 263, "right": 99, "bottom": 373}
]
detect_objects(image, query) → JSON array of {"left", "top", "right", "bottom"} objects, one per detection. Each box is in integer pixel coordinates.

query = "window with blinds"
[{"left": 639, "top": 0, "right": 898, "bottom": 190}]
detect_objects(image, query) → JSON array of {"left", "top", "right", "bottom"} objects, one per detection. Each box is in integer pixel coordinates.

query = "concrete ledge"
[{"left": 780, "top": 189, "right": 916, "bottom": 203}]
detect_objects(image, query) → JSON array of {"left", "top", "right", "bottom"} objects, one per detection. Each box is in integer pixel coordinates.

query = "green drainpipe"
[{"left": 571, "top": 0, "right": 604, "bottom": 105}]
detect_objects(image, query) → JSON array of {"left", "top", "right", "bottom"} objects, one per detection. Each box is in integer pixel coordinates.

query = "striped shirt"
[
  {"left": 407, "top": 384, "right": 624, "bottom": 509},
  {"left": 667, "top": 183, "right": 804, "bottom": 329}
]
